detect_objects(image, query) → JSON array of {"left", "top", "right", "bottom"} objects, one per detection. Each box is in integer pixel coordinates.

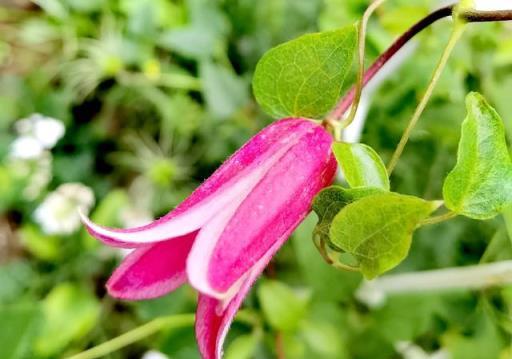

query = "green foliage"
[
  {"left": 443, "top": 92, "right": 512, "bottom": 219},
  {"left": 293, "top": 214, "right": 361, "bottom": 301},
  {"left": 224, "top": 333, "right": 259, "bottom": 359},
  {"left": 252, "top": 25, "right": 356, "bottom": 119},
  {"left": 34, "top": 283, "right": 100, "bottom": 356},
  {"left": 200, "top": 61, "right": 250, "bottom": 118},
  {"left": 1, "top": 1, "right": 512, "bottom": 358},
  {"left": 332, "top": 142, "right": 390, "bottom": 190},
  {"left": 19, "top": 224, "right": 61, "bottom": 261},
  {"left": 0, "top": 305, "right": 40, "bottom": 359},
  {"left": 329, "top": 193, "right": 438, "bottom": 278},
  {"left": 257, "top": 280, "right": 310, "bottom": 332},
  {"left": 312, "top": 186, "right": 384, "bottom": 250}
]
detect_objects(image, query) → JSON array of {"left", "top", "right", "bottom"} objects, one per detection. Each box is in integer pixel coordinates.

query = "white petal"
[{"left": 9, "top": 136, "right": 44, "bottom": 160}]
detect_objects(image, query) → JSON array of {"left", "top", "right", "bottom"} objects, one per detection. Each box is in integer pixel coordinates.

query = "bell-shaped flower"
[{"left": 81, "top": 118, "right": 336, "bottom": 359}]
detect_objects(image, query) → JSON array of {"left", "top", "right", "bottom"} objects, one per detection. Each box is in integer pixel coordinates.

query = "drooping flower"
[{"left": 81, "top": 118, "right": 336, "bottom": 359}]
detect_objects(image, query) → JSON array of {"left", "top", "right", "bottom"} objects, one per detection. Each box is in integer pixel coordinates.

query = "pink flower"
[{"left": 81, "top": 118, "right": 336, "bottom": 359}]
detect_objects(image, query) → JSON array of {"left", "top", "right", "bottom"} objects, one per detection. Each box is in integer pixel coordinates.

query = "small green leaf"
[
  {"left": 35, "top": 283, "right": 100, "bottom": 356},
  {"left": 332, "top": 142, "right": 390, "bottom": 190},
  {"left": 224, "top": 334, "right": 259, "bottom": 359},
  {"left": 312, "top": 186, "right": 384, "bottom": 250},
  {"left": 200, "top": 61, "right": 249, "bottom": 119},
  {"left": 443, "top": 92, "right": 512, "bottom": 219},
  {"left": 0, "top": 305, "right": 40, "bottom": 359},
  {"left": 253, "top": 25, "right": 356, "bottom": 119},
  {"left": 257, "top": 280, "right": 310, "bottom": 332},
  {"left": 330, "top": 193, "right": 438, "bottom": 279},
  {"left": 19, "top": 224, "right": 61, "bottom": 261}
]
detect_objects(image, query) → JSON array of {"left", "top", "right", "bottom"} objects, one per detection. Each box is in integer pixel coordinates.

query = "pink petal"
[
  {"left": 195, "top": 252, "right": 269, "bottom": 359},
  {"left": 188, "top": 122, "right": 336, "bottom": 298},
  {"left": 81, "top": 119, "right": 307, "bottom": 248},
  {"left": 106, "top": 232, "right": 196, "bottom": 300},
  {"left": 194, "top": 199, "right": 323, "bottom": 359}
]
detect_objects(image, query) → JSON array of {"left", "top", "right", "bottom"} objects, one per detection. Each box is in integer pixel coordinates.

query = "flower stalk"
[
  {"left": 331, "top": 4, "right": 455, "bottom": 119},
  {"left": 386, "top": 22, "right": 466, "bottom": 174},
  {"left": 333, "top": 3, "right": 512, "bottom": 125},
  {"left": 340, "top": 0, "right": 387, "bottom": 128}
]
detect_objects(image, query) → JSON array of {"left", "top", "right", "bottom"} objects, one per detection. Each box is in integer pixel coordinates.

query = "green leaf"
[
  {"left": 200, "top": 61, "right": 250, "bottom": 119},
  {"left": 302, "top": 320, "right": 348, "bottom": 358},
  {"left": 35, "top": 283, "right": 100, "bottom": 356},
  {"left": 293, "top": 214, "right": 360, "bottom": 301},
  {"left": 0, "top": 261, "right": 34, "bottom": 303},
  {"left": 373, "top": 294, "right": 440, "bottom": 342},
  {"left": 312, "top": 185, "right": 384, "bottom": 250},
  {"left": 224, "top": 334, "right": 259, "bottom": 359},
  {"left": 19, "top": 224, "right": 61, "bottom": 261},
  {"left": 504, "top": 205, "right": 512, "bottom": 244},
  {"left": 443, "top": 92, "right": 512, "bottom": 219},
  {"left": 0, "top": 305, "right": 40, "bottom": 359},
  {"left": 332, "top": 142, "right": 390, "bottom": 190},
  {"left": 329, "top": 193, "right": 438, "bottom": 279},
  {"left": 257, "top": 280, "right": 310, "bottom": 332},
  {"left": 252, "top": 25, "right": 356, "bottom": 119}
]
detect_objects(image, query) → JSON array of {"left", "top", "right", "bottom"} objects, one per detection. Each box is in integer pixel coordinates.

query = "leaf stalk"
[{"left": 387, "top": 23, "right": 466, "bottom": 174}]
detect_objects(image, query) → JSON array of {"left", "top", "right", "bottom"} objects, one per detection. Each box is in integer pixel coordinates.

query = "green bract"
[
  {"left": 443, "top": 92, "right": 512, "bottom": 219},
  {"left": 332, "top": 142, "right": 390, "bottom": 190},
  {"left": 252, "top": 25, "right": 357, "bottom": 119},
  {"left": 329, "top": 193, "right": 438, "bottom": 279}
]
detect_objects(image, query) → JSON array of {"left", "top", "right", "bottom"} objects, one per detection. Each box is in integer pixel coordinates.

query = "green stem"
[
  {"left": 387, "top": 23, "right": 466, "bottom": 175},
  {"left": 420, "top": 211, "right": 457, "bottom": 226},
  {"left": 341, "top": 0, "right": 387, "bottom": 129},
  {"left": 66, "top": 314, "right": 195, "bottom": 359}
]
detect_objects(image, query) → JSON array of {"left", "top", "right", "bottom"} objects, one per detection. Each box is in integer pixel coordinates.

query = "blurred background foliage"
[{"left": 0, "top": 0, "right": 512, "bottom": 358}]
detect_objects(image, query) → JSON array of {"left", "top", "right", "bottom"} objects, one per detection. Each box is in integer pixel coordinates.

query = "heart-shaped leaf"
[
  {"left": 443, "top": 92, "right": 512, "bottom": 219},
  {"left": 329, "top": 192, "right": 438, "bottom": 279},
  {"left": 313, "top": 185, "right": 384, "bottom": 250},
  {"left": 332, "top": 142, "right": 390, "bottom": 190},
  {"left": 252, "top": 25, "right": 356, "bottom": 119}
]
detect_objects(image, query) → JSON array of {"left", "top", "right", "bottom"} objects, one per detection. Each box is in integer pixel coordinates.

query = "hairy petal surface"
[
  {"left": 106, "top": 232, "right": 197, "bottom": 300},
  {"left": 81, "top": 119, "right": 306, "bottom": 248}
]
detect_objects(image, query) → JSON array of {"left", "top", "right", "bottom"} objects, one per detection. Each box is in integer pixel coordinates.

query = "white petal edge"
[{"left": 79, "top": 149, "right": 284, "bottom": 245}]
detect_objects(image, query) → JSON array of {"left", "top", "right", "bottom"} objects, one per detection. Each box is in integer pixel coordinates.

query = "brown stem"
[
  {"left": 460, "top": 10, "right": 512, "bottom": 22},
  {"left": 331, "top": 4, "right": 455, "bottom": 119},
  {"left": 275, "top": 332, "right": 286, "bottom": 359}
]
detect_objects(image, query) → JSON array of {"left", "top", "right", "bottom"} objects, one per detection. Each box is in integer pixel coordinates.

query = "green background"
[{"left": 1, "top": 0, "right": 512, "bottom": 358}]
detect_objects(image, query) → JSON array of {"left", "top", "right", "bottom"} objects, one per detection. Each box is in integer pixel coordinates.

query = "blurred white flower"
[
  {"left": 34, "top": 183, "right": 94, "bottom": 235},
  {"left": 22, "top": 152, "right": 53, "bottom": 200},
  {"left": 15, "top": 113, "right": 65, "bottom": 148},
  {"left": 355, "top": 280, "right": 387, "bottom": 308},
  {"left": 10, "top": 136, "right": 45, "bottom": 160},
  {"left": 141, "top": 351, "right": 169, "bottom": 359},
  {"left": 10, "top": 113, "right": 65, "bottom": 160},
  {"left": 395, "top": 341, "right": 449, "bottom": 359},
  {"left": 472, "top": 0, "right": 512, "bottom": 11}
]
